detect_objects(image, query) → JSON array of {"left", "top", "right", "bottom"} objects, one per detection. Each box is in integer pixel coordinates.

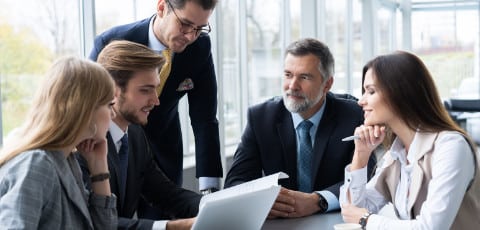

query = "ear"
[
  {"left": 114, "top": 86, "right": 122, "bottom": 100},
  {"left": 157, "top": 0, "right": 167, "bottom": 18},
  {"left": 324, "top": 76, "right": 334, "bottom": 92}
]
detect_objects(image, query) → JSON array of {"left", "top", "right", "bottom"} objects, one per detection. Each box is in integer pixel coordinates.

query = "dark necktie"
[
  {"left": 297, "top": 120, "right": 313, "bottom": 193},
  {"left": 118, "top": 134, "right": 129, "bottom": 198}
]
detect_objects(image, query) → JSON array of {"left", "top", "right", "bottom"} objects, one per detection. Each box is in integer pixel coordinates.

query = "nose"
[
  {"left": 287, "top": 77, "right": 300, "bottom": 90},
  {"left": 358, "top": 93, "right": 366, "bottom": 106},
  {"left": 152, "top": 93, "right": 160, "bottom": 106},
  {"left": 184, "top": 32, "right": 197, "bottom": 42}
]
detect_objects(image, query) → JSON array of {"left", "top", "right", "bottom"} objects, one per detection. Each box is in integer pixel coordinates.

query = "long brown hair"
[
  {"left": 0, "top": 57, "right": 115, "bottom": 165},
  {"left": 362, "top": 51, "right": 476, "bottom": 149}
]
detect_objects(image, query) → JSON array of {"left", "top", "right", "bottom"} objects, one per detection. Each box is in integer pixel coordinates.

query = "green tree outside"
[{"left": 0, "top": 22, "right": 52, "bottom": 137}]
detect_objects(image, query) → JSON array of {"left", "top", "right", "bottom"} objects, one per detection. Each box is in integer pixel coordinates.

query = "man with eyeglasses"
[{"left": 89, "top": 0, "right": 222, "bottom": 222}]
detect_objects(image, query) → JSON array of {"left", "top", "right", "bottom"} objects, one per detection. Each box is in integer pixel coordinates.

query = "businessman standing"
[
  {"left": 225, "top": 38, "right": 372, "bottom": 219},
  {"left": 89, "top": 0, "right": 222, "bottom": 219}
]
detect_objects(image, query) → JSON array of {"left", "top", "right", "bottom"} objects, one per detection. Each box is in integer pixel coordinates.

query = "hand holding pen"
[{"left": 343, "top": 125, "right": 386, "bottom": 170}]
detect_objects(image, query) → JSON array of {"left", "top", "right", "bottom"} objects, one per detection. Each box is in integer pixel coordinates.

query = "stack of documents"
[{"left": 192, "top": 172, "right": 289, "bottom": 230}]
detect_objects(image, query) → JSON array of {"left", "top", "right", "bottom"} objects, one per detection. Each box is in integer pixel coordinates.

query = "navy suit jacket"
[
  {"left": 89, "top": 17, "right": 223, "bottom": 185},
  {"left": 224, "top": 93, "right": 364, "bottom": 199},
  {"left": 77, "top": 125, "right": 201, "bottom": 230}
]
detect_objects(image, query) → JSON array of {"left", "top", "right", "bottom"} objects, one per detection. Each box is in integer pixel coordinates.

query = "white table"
[{"left": 262, "top": 212, "right": 344, "bottom": 230}]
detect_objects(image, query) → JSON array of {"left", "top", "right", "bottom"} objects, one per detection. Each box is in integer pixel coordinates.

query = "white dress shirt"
[{"left": 340, "top": 131, "right": 475, "bottom": 229}]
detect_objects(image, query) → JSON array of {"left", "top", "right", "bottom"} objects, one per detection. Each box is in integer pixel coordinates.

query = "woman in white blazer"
[
  {"left": 0, "top": 57, "right": 118, "bottom": 229},
  {"left": 339, "top": 51, "right": 479, "bottom": 230}
]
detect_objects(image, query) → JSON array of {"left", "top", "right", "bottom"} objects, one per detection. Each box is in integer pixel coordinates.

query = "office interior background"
[{"left": 1, "top": 0, "right": 479, "bottom": 189}]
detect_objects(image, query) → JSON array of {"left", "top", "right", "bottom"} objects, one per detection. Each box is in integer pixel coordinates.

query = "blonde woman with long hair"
[{"left": 0, "top": 57, "right": 118, "bottom": 229}]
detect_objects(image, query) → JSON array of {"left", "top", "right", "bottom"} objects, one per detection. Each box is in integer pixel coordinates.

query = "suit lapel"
[
  {"left": 277, "top": 109, "right": 298, "bottom": 188},
  {"left": 407, "top": 132, "right": 437, "bottom": 211},
  {"left": 106, "top": 132, "right": 125, "bottom": 208},
  {"left": 384, "top": 154, "right": 401, "bottom": 203},
  {"left": 311, "top": 95, "right": 336, "bottom": 185},
  {"left": 50, "top": 152, "right": 93, "bottom": 228}
]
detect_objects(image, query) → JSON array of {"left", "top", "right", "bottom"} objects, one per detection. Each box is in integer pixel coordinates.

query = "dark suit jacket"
[
  {"left": 224, "top": 93, "right": 364, "bottom": 200},
  {"left": 89, "top": 16, "right": 222, "bottom": 185},
  {"left": 77, "top": 125, "right": 201, "bottom": 230}
]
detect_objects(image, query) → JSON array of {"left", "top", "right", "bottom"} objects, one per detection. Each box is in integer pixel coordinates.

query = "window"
[
  {"left": 411, "top": 3, "right": 479, "bottom": 99},
  {"left": 0, "top": 0, "right": 81, "bottom": 142},
  {"left": 2, "top": 0, "right": 478, "bottom": 166}
]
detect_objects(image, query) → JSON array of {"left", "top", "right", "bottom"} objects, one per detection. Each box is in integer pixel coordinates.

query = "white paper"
[
  {"left": 192, "top": 172, "right": 289, "bottom": 230},
  {"left": 199, "top": 172, "right": 289, "bottom": 209}
]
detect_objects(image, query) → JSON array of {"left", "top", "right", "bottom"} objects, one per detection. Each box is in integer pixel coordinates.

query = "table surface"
[{"left": 262, "top": 212, "right": 344, "bottom": 230}]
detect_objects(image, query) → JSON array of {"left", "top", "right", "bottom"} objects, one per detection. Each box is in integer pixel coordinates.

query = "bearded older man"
[{"left": 225, "top": 38, "right": 374, "bottom": 219}]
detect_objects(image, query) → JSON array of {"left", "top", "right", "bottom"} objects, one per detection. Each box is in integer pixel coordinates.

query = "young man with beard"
[
  {"left": 225, "top": 38, "right": 372, "bottom": 219},
  {"left": 78, "top": 40, "right": 201, "bottom": 230}
]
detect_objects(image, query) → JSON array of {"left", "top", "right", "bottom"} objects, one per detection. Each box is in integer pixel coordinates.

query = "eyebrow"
[
  {"left": 177, "top": 15, "right": 208, "bottom": 28},
  {"left": 138, "top": 84, "right": 158, "bottom": 89}
]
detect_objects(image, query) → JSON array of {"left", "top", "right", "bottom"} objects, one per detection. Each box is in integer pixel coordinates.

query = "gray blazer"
[{"left": 0, "top": 149, "right": 117, "bottom": 229}]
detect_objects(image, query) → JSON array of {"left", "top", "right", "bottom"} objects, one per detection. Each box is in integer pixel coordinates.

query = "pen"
[{"left": 341, "top": 135, "right": 360, "bottom": 142}]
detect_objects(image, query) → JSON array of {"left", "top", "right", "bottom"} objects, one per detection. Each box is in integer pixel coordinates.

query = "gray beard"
[
  {"left": 282, "top": 89, "right": 324, "bottom": 114},
  {"left": 283, "top": 94, "right": 310, "bottom": 113}
]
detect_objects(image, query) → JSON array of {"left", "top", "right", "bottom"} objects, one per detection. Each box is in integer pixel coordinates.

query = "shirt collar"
[
  {"left": 109, "top": 121, "right": 128, "bottom": 144},
  {"left": 148, "top": 15, "right": 167, "bottom": 52},
  {"left": 291, "top": 99, "right": 326, "bottom": 129},
  {"left": 389, "top": 130, "right": 420, "bottom": 165}
]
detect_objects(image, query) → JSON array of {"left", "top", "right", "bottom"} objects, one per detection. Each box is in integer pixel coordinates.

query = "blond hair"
[{"left": 0, "top": 57, "right": 115, "bottom": 165}]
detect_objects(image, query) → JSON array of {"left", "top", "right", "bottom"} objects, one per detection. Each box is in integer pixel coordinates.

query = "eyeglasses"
[{"left": 166, "top": 0, "right": 212, "bottom": 36}]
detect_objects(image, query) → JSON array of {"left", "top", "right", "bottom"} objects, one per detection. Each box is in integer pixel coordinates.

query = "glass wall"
[
  {"left": 94, "top": 0, "right": 154, "bottom": 34},
  {"left": 325, "top": 0, "right": 348, "bottom": 94},
  {"left": 411, "top": 4, "right": 479, "bottom": 99},
  {"left": 1, "top": 0, "right": 479, "bottom": 166},
  {"left": 0, "top": 0, "right": 81, "bottom": 144},
  {"left": 246, "top": 0, "right": 284, "bottom": 105},
  {"left": 216, "top": 0, "right": 242, "bottom": 150}
]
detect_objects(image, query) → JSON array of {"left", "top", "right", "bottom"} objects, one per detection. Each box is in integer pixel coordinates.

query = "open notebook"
[{"left": 191, "top": 172, "right": 288, "bottom": 230}]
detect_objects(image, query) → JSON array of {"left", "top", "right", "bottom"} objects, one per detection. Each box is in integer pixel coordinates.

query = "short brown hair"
[
  {"left": 97, "top": 40, "right": 164, "bottom": 91},
  {"left": 167, "top": 0, "right": 218, "bottom": 10}
]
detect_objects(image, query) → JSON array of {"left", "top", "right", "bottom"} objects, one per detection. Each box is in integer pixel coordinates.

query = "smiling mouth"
[
  {"left": 177, "top": 39, "right": 188, "bottom": 47},
  {"left": 142, "top": 107, "right": 154, "bottom": 114}
]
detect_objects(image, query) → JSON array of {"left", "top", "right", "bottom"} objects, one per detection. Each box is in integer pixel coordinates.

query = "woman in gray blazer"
[{"left": 0, "top": 57, "right": 118, "bottom": 229}]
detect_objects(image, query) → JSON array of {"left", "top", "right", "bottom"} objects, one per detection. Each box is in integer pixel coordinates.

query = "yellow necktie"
[{"left": 157, "top": 49, "right": 172, "bottom": 95}]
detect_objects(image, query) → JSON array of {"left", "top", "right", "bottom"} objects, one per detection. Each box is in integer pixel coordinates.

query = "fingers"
[
  {"left": 77, "top": 139, "right": 95, "bottom": 153},
  {"left": 341, "top": 203, "right": 369, "bottom": 224},
  {"left": 271, "top": 199, "right": 295, "bottom": 214},
  {"left": 355, "top": 124, "right": 385, "bottom": 147},
  {"left": 276, "top": 190, "right": 295, "bottom": 205},
  {"left": 268, "top": 208, "right": 290, "bottom": 218},
  {"left": 269, "top": 188, "right": 296, "bottom": 218},
  {"left": 341, "top": 203, "right": 356, "bottom": 223}
]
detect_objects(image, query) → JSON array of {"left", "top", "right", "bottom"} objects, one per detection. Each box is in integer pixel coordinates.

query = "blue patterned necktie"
[
  {"left": 297, "top": 120, "right": 313, "bottom": 193},
  {"left": 118, "top": 134, "right": 129, "bottom": 198}
]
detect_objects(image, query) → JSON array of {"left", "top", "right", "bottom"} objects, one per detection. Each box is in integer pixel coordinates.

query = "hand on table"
[{"left": 268, "top": 187, "right": 320, "bottom": 219}]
